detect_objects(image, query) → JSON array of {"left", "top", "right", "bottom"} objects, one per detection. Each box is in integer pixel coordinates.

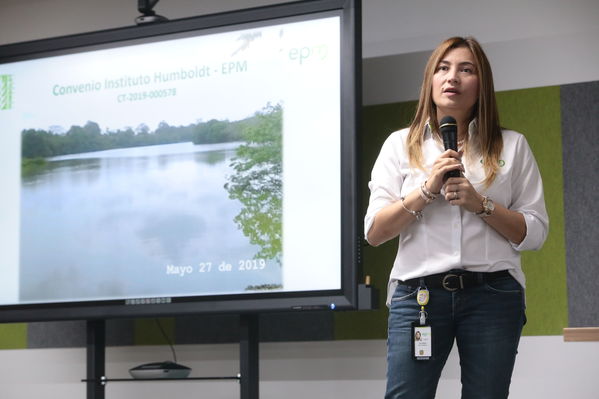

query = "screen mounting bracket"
[{"left": 136, "top": 0, "right": 168, "bottom": 25}]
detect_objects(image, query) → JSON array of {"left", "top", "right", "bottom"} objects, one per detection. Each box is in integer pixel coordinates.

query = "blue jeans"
[{"left": 385, "top": 274, "right": 526, "bottom": 399}]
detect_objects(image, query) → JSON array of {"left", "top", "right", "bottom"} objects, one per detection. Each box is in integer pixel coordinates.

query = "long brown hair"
[{"left": 407, "top": 36, "right": 502, "bottom": 187}]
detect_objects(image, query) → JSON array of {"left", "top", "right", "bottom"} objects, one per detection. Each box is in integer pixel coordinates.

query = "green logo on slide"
[{"left": 1, "top": 75, "right": 14, "bottom": 110}]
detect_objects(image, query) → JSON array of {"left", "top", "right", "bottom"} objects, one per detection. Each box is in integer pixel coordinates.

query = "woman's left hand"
[{"left": 443, "top": 177, "right": 484, "bottom": 214}]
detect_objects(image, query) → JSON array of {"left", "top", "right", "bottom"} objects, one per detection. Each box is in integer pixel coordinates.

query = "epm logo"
[{"left": 1, "top": 75, "right": 14, "bottom": 110}]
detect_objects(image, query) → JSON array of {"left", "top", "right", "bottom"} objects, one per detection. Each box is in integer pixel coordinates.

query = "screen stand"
[
  {"left": 85, "top": 316, "right": 259, "bottom": 399},
  {"left": 239, "top": 314, "right": 259, "bottom": 399},
  {"left": 86, "top": 319, "right": 106, "bottom": 399}
]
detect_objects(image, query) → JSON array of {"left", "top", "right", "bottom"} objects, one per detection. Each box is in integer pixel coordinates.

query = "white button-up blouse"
[{"left": 364, "top": 122, "right": 549, "bottom": 304}]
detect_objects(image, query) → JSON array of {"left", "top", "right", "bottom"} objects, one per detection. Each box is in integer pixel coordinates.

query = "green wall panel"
[
  {"left": 496, "top": 86, "right": 568, "bottom": 335},
  {"left": 334, "top": 101, "right": 416, "bottom": 340},
  {"left": 336, "top": 86, "right": 567, "bottom": 339}
]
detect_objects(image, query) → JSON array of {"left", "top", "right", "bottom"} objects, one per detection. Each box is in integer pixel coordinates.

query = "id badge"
[{"left": 412, "top": 322, "right": 432, "bottom": 360}]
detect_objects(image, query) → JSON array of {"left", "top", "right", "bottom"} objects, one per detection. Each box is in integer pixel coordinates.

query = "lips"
[{"left": 443, "top": 87, "right": 460, "bottom": 94}]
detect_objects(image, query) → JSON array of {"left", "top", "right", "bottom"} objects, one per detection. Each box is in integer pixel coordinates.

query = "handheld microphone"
[{"left": 439, "top": 116, "right": 460, "bottom": 178}]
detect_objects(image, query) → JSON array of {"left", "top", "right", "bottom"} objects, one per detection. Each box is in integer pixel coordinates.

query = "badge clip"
[{"left": 413, "top": 284, "right": 432, "bottom": 360}]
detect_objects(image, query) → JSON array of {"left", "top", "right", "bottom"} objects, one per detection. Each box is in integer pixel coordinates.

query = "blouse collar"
[{"left": 424, "top": 118, "right": 478, "bottom": 140}]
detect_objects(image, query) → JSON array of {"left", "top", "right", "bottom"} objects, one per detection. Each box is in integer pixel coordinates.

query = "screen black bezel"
[{"left": 0, "top": 0, "right": 361, "bottom": 322}]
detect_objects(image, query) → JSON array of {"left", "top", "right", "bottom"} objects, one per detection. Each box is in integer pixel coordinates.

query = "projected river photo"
[{"left": 19, "top": 106, "right": 283, "bottom": 303}]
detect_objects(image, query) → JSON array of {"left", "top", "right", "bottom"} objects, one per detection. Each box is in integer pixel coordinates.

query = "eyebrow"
[{"left": 438, "top": 60, "right": 476, "bottom": 68}]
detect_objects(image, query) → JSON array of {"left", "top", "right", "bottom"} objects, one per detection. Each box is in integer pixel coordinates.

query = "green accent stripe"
[
  {"left": 1, "top": 75, "right": 13, "bottom": 110},
  {"left": 0, "top": 323, "right": 28, "bottom": 349}
]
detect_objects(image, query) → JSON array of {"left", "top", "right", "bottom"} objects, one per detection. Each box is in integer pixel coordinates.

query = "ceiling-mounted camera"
[{"left": 135, "top": 0, "right": 168, "bottom": 25}]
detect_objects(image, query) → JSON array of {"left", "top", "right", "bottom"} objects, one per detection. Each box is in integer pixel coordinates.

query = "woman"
[{"left": 364, "top": 37, "right": 548, "bottom": 399}]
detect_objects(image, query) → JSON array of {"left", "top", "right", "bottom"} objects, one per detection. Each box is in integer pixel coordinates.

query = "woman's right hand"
[{"left": 426, "top": 149, "right": 464, "bottom": 193}]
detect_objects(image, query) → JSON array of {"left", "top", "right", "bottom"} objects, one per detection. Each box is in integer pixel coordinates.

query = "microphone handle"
[
  {"left": 446, "top": 169, "right": 460, "bottom": 178},
  {"left": 443, "top": 134, "right": 460, "bottom": 178}
]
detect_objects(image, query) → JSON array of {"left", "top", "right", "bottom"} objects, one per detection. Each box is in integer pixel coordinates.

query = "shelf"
[
  {"left": 82, "top": 375, "right": 240, "bottom": 384},
  {"left": 563, "top": 327, "right": 599, "bottom": 342},
  {"left": 85, "top": 315, "right": 259, "bottom": 398}
]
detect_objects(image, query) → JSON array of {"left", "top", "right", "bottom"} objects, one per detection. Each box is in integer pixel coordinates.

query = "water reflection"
[{"left": 19, "top": 142, "right": 282, "bottom": 303}]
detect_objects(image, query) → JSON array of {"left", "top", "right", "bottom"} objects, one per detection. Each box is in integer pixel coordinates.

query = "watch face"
[{"left": 485, "top": 199, "right": 495, "bottom": 214}]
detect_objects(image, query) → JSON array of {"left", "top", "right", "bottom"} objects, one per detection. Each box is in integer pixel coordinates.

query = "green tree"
[
  {"left": 225, "top": 104, "right": 283, "bottom": 264},
  {"left": 192, "top": 119, "right": 245, "bottom": 144},
  {"left": 193, "top": 119, "right": 226, "bottom": 144},
  {"left": 22, "top": 129, "right": 53, "bottom": 158}
]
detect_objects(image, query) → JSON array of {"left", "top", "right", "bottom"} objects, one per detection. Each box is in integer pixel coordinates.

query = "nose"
[
  {"left": 447, "top": 72, "right": 459, "bottom": 84},
  {"left": 447, "top": 68, "right": 459, "bottom": 84}
]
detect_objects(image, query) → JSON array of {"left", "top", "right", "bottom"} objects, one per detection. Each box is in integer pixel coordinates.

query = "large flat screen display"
[{"left": 0, "top": 0, "right": 361, "bottom": 322}]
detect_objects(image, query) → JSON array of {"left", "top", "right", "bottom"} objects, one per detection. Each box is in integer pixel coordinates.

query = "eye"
[{"left": 436, "top": 65, "right": 449, "bottom": 72}]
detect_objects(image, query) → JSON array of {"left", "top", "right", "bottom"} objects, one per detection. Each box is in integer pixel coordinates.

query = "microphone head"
[
  {"left": 439, "top": 115, "right": 458, "bottom": 152},
  {"left": 439, "top": 116, "right": 457, "bottom": 132}
]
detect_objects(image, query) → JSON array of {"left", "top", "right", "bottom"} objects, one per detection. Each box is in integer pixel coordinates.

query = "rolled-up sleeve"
[
  {"left": 364, "top": 133, "right": 404, "bottom": 243},
  {"left": 509, "top": 135, "right": 549, "bottom": 251}
]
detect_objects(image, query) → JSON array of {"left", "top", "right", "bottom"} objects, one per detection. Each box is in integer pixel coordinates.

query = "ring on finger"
[{"left": 453, "top": 191, "right": 458, "bottom": 200}]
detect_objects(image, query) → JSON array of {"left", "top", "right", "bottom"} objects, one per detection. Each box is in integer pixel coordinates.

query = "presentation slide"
[{"left": 0, "top": 13, "right": 342, "bottom": 305}]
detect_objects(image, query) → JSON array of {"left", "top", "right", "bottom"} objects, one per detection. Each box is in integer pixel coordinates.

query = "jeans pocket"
[
  {"left": 484, "top": 276, "right": 522, "bottom": 294},
  {"left": 390, "top": 285, "right": 418, "bottom": 302}
]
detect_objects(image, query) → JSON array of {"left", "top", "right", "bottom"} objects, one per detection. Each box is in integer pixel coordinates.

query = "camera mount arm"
[{"left": 136, "top": 0, "right": 168, "bottom": 24}]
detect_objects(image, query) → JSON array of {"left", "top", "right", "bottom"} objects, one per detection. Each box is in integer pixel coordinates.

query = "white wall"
[
  {"left": 1, "top": 338, "right": 598, "bottom": 399},
  {"left": 1, "top": 1, "right": 599, "bottom": 398},
  {"left": 360, "top": 0, "right": 599, "bottom": 103},
  {"left": 364, "top": 29, "right": 599, "bottom": 104}
]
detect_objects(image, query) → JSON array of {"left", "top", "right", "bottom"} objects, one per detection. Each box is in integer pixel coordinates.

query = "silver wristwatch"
[{"left": 476, "top": 196, "right": 495, "bottom": 217}]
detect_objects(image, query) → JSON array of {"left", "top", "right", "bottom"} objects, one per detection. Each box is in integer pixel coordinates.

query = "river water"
[{"left": 19, "top": 141, "right": 282, "bottom": 303}]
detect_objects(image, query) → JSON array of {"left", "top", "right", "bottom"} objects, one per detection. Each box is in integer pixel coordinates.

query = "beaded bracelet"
[
  {"left": 401, "top": 197, "right": 423, "bottom": 221},
  {"left": 419, "top": 180, "right": 438, "bottom": 204}
]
